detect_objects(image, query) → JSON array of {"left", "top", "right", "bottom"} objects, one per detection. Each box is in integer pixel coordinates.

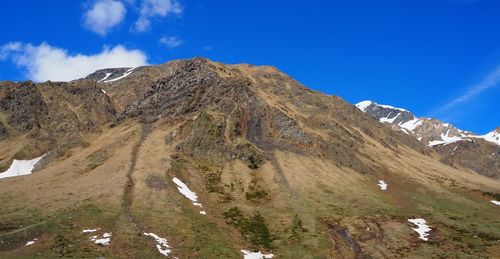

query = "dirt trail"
[{"left": 122, "top": 123, "right": 152, "bottom": 231}]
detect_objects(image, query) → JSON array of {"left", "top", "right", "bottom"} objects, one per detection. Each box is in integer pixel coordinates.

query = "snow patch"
[
  {"left": 200, "top": 211, "right": 207, "bottom": 215},
  {"left": 90, "top": 232, "right": 112, "bottom": 246},
  {"left": 408, "top": 218, "right": 431, "bottom": 241},
  {"left": 173, "top": 177, "right": 199, "bottom": 202},
  {"left": 379, "top": 112, "right": 401, "bottom": 124},
  {"left": 377, "top": 103, "right": 409, "bottom": 112},
  {"left": 104, "top": 67, "right": 135, "bottom": 83},
  {"left": 97, "top": 72, "right": 112, "bottom": 82},
  {"left": 356, "top": 100, "right": 409, "bottom": 113},
  {"left": 378, "top": 180, "right": 388, "bottom": 190},
  {"left": 83, "top": 229, "right": 111, "bottom": 246},
  {"left": 491, "top": 200, "right": 500, "bottom": 206},
  {"left": 25, "top": 238, "right": 38, "bottom": 246},
  {"left": 399, "top": 118, "right": 423, "bottom": 132},
  {"left": 480, "top": 130, "right": 500, "bottom": 146},
  {"left": 101, "top": 89, "right": 107, "bottom": 94},
  {"left": 172, "top": 177, "right": 206, "bottom": 215},
  {"left": 241, "top": 250, "right": 274, "bottom": 259},
  {"left": 428, "top": 130, "right": 468, "bottom": 146},
  {"left": 355, "top": 100, "right": 374, "bottom": 112},
  {"left": 0, "top": 154, "right": 45, "bottom": 180},
  {"left": 144, "top": 232, "right": 172, "bottom": 257},
  {"left": 82, "top": 228, "right": 99, "bottom": 233}
]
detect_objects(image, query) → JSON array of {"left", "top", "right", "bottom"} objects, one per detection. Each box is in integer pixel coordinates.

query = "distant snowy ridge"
[
  {"left": 356, "top": 100, "right": 410, "bottom": 113},
  {"left": 481, "top": 129, "right": 500, "bottom": 146},
  {"left": 355, "top": 100, "right": 499, "bottom": 147}
]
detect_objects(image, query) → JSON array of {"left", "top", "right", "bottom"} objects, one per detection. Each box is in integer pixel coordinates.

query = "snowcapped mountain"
[
  {"left": 355, "top": 100, "right": 498, "bottom": 147},
  {"left": 356, "top": 100, "right": 500, "bottom": 178},
  {"left": 481, "top": 128, "right": 500, "bottom": 146}
]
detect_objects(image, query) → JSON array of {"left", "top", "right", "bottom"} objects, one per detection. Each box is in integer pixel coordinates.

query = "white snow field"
[
  {"left": 378, "top": 180, "right": 388, "bottom": 190},
  {"left": 241, "top": 250, "right": 274, "bottom": 259},
  {"left": 0, "top": 154, "right": 45, "bottom": 180},
  {"left": 172, "top": 177, "right": 206, "bottom": 215},
  {"left": 408, "top": 218, "right": 431, "bottom": 241},
  {"left": 25, "top": 238, "right": 38, "bottom": 246},
  {"left": 89, "top": 232, "right": 112, "bottom": 246}
]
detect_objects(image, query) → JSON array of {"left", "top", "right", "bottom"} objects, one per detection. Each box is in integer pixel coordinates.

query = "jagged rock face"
[
  {"left": 0, "top": 80, "right": 117, "bottom": 158},
  {"left": 105, "top": 59, "right": 425, "bottom": 172},
  {"left": 120, "top": 60, "right": 347, "bottom": 168},
  {"left": 0, "top": 81, "right": 48, "bottom": 132},
  {"left": 356, "top": 100, "right": 415, "bottom": 125},
  {"left": 356, "top": 100, "right": 500, "bottom": 178}
]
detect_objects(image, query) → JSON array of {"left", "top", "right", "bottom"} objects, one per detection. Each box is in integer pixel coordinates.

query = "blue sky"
[{"left": 0, "top": 0, "right": 499, "bottom": 133}]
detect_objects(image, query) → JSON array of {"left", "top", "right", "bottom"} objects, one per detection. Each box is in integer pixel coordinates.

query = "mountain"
[
  {"left": 356, "top": 100, "right": 500, "bottom": 178},
  {"left": 0, "top": 58, "right": 499, "bottom": 258}
]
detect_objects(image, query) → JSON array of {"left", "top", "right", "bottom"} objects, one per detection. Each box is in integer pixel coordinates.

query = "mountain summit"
[{"left": 0, "top": 58, "right": 499, "bottom": 258}]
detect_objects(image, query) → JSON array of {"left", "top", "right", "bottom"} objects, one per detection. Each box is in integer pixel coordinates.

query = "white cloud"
[
  {"left": 0, "top": 42, "right": 148, "bottom": 82},
  {"left": 437, "top": 66, "right": 500, "bottom": 112},
  {"left": 84, "top": 0, "right": 127, "bottom": 36},
  {"left": 159, "top": 36, "right": 183, "bottom": 49},
  {"left": 134, "top": 0, "right": 182, "bottom": 32}
]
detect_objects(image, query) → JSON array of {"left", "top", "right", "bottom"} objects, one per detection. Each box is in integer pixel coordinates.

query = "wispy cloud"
[
  {"left": 134, "top": 0, "right": 182, "bottom": 32},
  {"left": 159, "top": 36, "right": 183, "bottom": 49},
  {"left": 435, "top": 66, "right": 500, "bottom": 113},
  {"left": 202, "top": 46, "right": 214, "bottom": 51},
  {"left": 83, "top": 0, "right": 127, "bottom": 36},
  {"left": 0, "top": 42, "right": 147, "bottom": 81}
]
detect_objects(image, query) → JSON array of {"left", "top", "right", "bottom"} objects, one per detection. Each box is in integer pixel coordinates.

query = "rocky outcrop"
[
  {"left": 85, "top": 67, "right": 134, "bottom": 82},
  {"left": 0, "top": 121, "right": 8, "bottom": 140},
  {"left": 434, "top": 139, "right": 500, "bottom": 179},
  {"left": 0, "top": 80, "right": 117, "bottom": 158}
]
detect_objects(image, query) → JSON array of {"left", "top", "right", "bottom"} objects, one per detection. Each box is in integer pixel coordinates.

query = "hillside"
[{"left": 0, "top": 58, "right": 499, "bottom": 258}]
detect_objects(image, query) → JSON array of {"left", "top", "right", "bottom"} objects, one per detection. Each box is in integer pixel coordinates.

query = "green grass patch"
[{"left": 223, "top": 207, "right": 274, "bottom": 249}]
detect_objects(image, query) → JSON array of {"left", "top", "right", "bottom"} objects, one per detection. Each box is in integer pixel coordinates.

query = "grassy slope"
[{"left": 1, "top": 121, "right": 498, "bottom": 258}]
